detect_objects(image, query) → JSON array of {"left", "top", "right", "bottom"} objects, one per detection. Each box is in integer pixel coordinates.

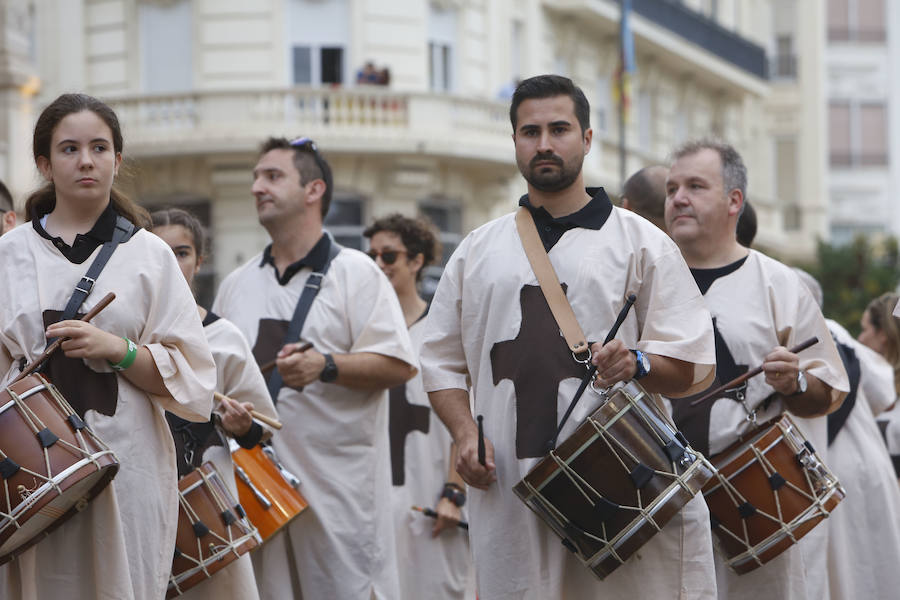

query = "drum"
[
  {"left": 0, "top": 373, "right": 119, "bottom": 564},
  {"left": 230, "top": 440, "right": 309, "bottom": 542},
  {"left": 703, "top": 414, "right": 844, "bottom": 574},
  {"left": 513, "top": 380, "right": 714, "bottom": 580},
  {"left": 168, "top": 462, "right": 260, "bottom": 598}
]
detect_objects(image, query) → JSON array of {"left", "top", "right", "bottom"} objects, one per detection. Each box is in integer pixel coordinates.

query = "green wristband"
[{"left": 109, "top": 337, "right": 138, "bottom": 371}]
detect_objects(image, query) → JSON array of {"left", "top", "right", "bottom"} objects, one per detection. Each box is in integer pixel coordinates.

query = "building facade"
[
  {"left": 826, "top": 0, "right": 900, "bottom": 246},
  {"left": 3, "top": 0, "right": 832, "bottom": 298}
]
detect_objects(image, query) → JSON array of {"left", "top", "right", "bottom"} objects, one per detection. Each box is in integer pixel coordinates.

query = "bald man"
[{"left": 621, "top": 165, "right": 668, "bottom": 230}]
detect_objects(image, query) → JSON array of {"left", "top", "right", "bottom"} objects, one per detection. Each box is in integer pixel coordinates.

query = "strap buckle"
[
  {"left": 304, "top": 272, "right": 325, "bottom": 290},
  {"left": 75, "top": 276, "right": 96, "bottom": 295}
]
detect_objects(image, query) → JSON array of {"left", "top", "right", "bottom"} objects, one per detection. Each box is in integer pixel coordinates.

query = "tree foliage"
[{"left": 802, "top": 235, "right": 900, "bottom": 336}]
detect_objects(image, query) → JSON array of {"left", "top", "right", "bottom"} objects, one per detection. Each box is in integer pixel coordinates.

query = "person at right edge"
[{"left": 663, "top": 139, "right": 849, "bottom": 600}]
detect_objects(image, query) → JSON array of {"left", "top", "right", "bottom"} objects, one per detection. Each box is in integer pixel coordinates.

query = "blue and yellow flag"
[{"left": 614, "top": 0, "right": 636, "bottom": 122}]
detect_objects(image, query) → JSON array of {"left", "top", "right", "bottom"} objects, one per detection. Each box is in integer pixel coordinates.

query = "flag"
[{"left": 614, "top": 0, "right": 636, "bottom": 122}]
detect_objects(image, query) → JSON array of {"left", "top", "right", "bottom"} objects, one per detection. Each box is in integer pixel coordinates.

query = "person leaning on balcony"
[
  {"left": 621, "top": 164, "right": 668, "bottom": 230},
  {"left": 0, "top": 178, "right": 17, "bottom": 235},
  {"left": 211, "top": 136, "right": 416, "bottom": 600},
  {"left": 420, "top": 73, "right": 720, "bottom": 599},
  {"left": 663, "top": 139, "right": 848, "bottom": 600}
]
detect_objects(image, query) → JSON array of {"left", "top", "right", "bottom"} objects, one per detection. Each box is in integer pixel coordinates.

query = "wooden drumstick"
[
  {"left": 411, "top": 505, "right": 469, "bottom": 531},
  {"left": 14, "top": 292, "right": 117, "bottom": 383},
  {"left": 259, "top": 341, "right": 314, "bottom": 375},
  {"left": 689, "top": 337, "right": 819, "bottom": 407},
  {"left": 214, "top": 391, "right": 283, "bottom": 430},
  {"left": 477, "top": 415, "right": 486, "bottom": 467}
]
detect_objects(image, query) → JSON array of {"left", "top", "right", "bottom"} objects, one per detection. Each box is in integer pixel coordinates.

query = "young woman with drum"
[
  {"left": 0, "top": 93, "right": 216, "bottom": 600},
  {"left": 363, "top": 213, "right": 473, "bottom": 599},
  {"left": 150, "top": 207, "right": 281, "bottom": 599}
]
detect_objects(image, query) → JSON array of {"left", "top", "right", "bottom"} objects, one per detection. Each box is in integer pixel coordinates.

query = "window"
[
  {"left": 288, "top": 0, "right": 350, "bottom": 86},
  {"left": 139, "top": 0, "right": 192, "bottom": 93},
  {"left": 428, "top": 5, "right": 457, "bottom": 92},
  {"left": 324, "top": 194, "right": 366, "bottom": 250},
  {"left": 774, "top": 138, "right": 800, "bottom": 231},
  {"left": 596, "top": 76, "right": 611, "bottom": 134},
  {"left": 829, "top": 101, "right": 889, "bottom": 166},
  {"left": 418, "top": 199, "right": 463, "bottom": 301},
  {"left": 773, "top": 35, "right": 797, "bottom": 79},
  {"left": 828, "top": 0, "right": 885, "bottom": 42}
]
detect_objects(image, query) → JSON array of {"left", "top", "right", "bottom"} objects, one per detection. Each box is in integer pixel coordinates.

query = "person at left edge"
[
  {"left": 212, "top": 136, "right": 416, "bottom": 600},
  {"left": 0, "top": 93, "right": 215, "bottom": 600}
]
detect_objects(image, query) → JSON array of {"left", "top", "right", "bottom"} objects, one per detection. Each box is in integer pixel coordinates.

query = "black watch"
[
  {"left": 319, "top": 353, "right": 338, "bottom": 383},
  {"left": 441, "top": 484, "right": 466, "bottom": 508},
  {"left": 630, "top": 349, "right": 651, "bottom": 380}
]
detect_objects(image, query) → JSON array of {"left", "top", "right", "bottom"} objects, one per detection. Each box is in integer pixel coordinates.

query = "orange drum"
[
  {"left": 230, "top": 441, "right": 308, "bottom": 541},
  {"left": 0, "top": 374, "right": 119, "bottom": 564},
  {"left": 168, "top": 462, "right": 259, "bottom": 598},
  {"left": 513, "top": 380, "right": 714, "bottom": 580},
  {"left": 703, "top": 414, "right": 844, "bottom": 574}
]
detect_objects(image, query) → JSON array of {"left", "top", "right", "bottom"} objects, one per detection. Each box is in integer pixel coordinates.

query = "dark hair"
[
  {"left": 25, "top": 93, "right": 149, "bottom": 228},
  {"left": 670, "top": 138, "right": 748, "bottom": 202},
  {"left": 363, "top": 213, "right": 441, "bottom": 282},
  {"left": 0, "top": 180, "right": 12, "bottom": 212},
  {"left": 736, "top": 200, "right": 757, "bottom": 247},
  {"left": 149, "top": 207, "right": 208, "bottom": 260},
  {"left": 866, "top": 292, "right": 900, "bottom": 395},
  {"left": 510, "top": 74, "right": 591, "bottom": 133},
  {"left": 259, "top": 137, "right": 333, "bottom": 218},
  {"left": 622, "top": 166, "right": 667, "bottom": 225}
]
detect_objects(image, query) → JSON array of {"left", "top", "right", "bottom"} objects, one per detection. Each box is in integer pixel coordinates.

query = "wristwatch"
[
  {"left": 791, "top": 370, "right": 808, "bottom": 396},
  {"left": 441, "top": 483, "right": 466, "bottom": 508},
  {"left": 319, "top": 353, "right": 338, "bottom": 383},
  {"left": 631, "top": 349, "right": 651, "bottom": 380}
]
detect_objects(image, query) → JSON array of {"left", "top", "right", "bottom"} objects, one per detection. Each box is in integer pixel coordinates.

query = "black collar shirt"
[
  {"left": 518, "top": 187, "right": 614, "bottom": 251},
  {"left": 260, "top": 233, "right": 330, "bottom": 286},
  {"left": 32, "top": 202, "right": 119, "bottom": 265}
]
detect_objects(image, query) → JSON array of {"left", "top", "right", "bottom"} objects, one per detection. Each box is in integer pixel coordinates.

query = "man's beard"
[{"left": 519, "top": 153, "right": 582, "bottom": 193}]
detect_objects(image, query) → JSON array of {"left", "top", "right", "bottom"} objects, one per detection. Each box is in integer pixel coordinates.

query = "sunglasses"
[
  {"left": 366, "top": 249, "right": 407, "bottom": 265},
  {"left": 289, "top": 136, "right": 332, "bottom": 192}
]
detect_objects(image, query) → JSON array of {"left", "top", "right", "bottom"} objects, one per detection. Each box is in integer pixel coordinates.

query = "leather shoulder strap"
[{"left": 514, "top": 207, "right": 588, "bottom": 356}]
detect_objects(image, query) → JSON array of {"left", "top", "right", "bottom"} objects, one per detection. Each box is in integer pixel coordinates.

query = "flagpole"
[{"left": 618, "top": 0, "right": 628, "bottom": 188}]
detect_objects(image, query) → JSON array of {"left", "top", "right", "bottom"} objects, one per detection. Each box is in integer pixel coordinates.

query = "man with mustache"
[
  {"left": 664, "top": 140, "right": 848, "bottom": 600},
  {"left": 421, "top": 74, "right": 719, "bottom": 598}
]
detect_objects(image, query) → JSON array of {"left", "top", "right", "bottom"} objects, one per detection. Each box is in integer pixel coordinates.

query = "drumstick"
[
  {"left": 476, "top": 415, "right": 486, "bottom": 467},
  {"left": 411, "top": 505, "right": 469, "bottom": 530},
  {"left": 259, "top": 341, "right": 314, "bottom": 375},
  {"left": 14, "top": 292, "right": 117, "bottom": 383},
  {"left": 214, "top": 391, "right": 283, "bottom": 430},
  {"left": 549, "top": 294, "right": 637, "bottom": 450},
  {"left": 689, "top": 337, "right": 819, "bottom": 407}
]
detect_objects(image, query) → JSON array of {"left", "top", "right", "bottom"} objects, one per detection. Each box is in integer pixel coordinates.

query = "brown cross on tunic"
[{"left": 491, "top": 284, "right": 587, "bottom": 459}]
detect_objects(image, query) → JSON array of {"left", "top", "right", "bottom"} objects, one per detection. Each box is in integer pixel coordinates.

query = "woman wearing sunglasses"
[{"left": 364, "top": 214, "right": 472, "bottom": 599}]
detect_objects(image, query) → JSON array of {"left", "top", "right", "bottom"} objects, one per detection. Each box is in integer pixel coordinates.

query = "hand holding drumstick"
[{"left": 214, "top": 391, "right": 283, "bottom": 431}]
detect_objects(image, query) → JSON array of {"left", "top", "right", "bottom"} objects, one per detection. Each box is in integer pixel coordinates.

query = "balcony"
[
  {"left": 631, "top": 0, "right": 767, "bottom": 79},
  {"left": 107, "top": 87, "right": 515, "bottom": 165}
]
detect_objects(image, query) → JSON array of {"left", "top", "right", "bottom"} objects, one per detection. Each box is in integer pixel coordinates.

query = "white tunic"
[
  {"left": 825, "top": 320, "right": 900, "bottom": 600},
  {"left": 391, "top": 317, "right": 472, "bottom": 599},
  {"left": 421, "top": 202, "right": 718, "bottom": 600},
  {"left": 668, "top": 250, "right": 849, "bottom": 600},
  {"left": 213, "top": 244, "right": 416, "bottom": 600},
  {"left": 174, "top": 314, "right": 280, "bottom": 600},
  {"left": 0, "top": 224, "right": 216, "bottom": 600}
]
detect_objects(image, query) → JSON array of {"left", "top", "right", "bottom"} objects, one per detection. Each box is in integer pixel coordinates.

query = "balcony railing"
[
  {"left": 107, "top": 87, "right": 514, "bottom": 163},
  {"left": 631, "top": 0, "right": 768, "bottom": 79}
]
